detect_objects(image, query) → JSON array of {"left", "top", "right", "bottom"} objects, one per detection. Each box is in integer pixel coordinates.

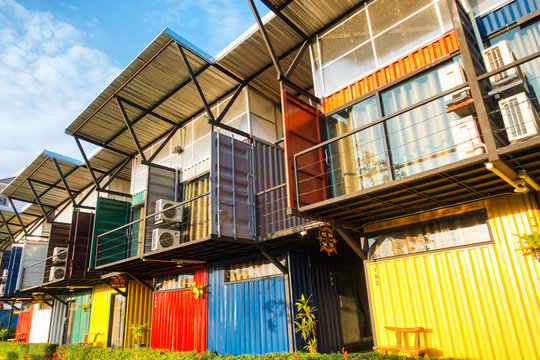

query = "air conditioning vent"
[
  {"left": 49, "top": 266, "right": 65, "bottom": 281},
  {"left": 483, "top": 40, "right": 520, "bottom": 88},
  {"left": 155, "top": 199, "right": 183, "bottom": 224},
  {"left": 1, "top": 269, "right": 8, "bottom": 282},
  {"left": 52, "top": 247, "right": 68, "bottom": 262},
  {"left": 499, "top": 92, "right": 539, "bottom": 142},
  {"left": 151, "top": 229, "right": 181, "bottom": 251},
  {"left": 450, "top": 115, "right": 486, "bottom": 159},
  {"left": 438, "top": 62, "right": 472, "bottom": 115}
]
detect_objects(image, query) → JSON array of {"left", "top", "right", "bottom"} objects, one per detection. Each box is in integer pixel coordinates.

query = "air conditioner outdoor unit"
[
  {"left": 0, "top": 284, "right": 5, "bottom": 296},
  {"left": 49, "top": 266, "right": 66, "bottom": 281},
  {"left": 499, "top": 92, "right": 539, "bottom": 142},
  {"left": 155, "top": 199, "right": 183, "bottom": 224},
  {"left": 450, "top": 115, "right": 486, "bottom": 159},
  {"left": 151, "top": 229, "right": 181, "bottom": 251},
  {"left": 52, "top": 247, "right": 68, "bottom": 262},
  {"left": 1, "top": 269, "right": 8, "bottom": 282},
  {"left": 483, "top": 40, "right": 521, "bottom": 88}
]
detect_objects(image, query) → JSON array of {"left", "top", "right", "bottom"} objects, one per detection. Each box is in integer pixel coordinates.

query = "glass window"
[
  {"left": 368, "top": 210, "right": 491, "bottom": 259},
  {"left": 320, "top": 9, "right": 370, "bottom": 66},
  {"left": 467, "top": 0, "right": 509, "bottom": 16},
  {"left": 193, "top": 135, "right": 211, "bottom": 163},
  {"left": 374, "top": 5, "right": 441, "bottom": 66},
  {"left": 224, "top": 257, "right": 284, "bottom": 283},
  {"left": 193, "top": 114, "right": 211, "bottom": 141},
  {"left": 155, "top": 271, "right": 195, "bottom": 291},
  {"left": 220, "top": 88, "right": 248, "bottom": 124},
  {"left": 368, "top": 0, "right": 432, "bottom": 36}
]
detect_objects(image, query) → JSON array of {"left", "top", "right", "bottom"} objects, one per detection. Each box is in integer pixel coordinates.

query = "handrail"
[
  {"left": 96, "top": 192, "right": 211, "bottom": 239},
  {"left": 24, "top": 249, "right": 67, "bottom": 269}
]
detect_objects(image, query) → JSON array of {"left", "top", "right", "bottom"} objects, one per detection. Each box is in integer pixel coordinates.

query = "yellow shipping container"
[
  {"left": 366, "top": 194, "right": 540, "bottom": 359},
  {"left": 123, "top": 280, "right": 153, "bottom": 348},
  {"left": 87, "top": 284, "right": 116, "bottom": 347}
]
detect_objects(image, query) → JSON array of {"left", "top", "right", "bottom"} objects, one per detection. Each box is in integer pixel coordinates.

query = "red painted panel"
[
  {"left": 15, "top": 304, "right": 34, "bottom": 342},
  {"left": 150, "top": 267, "right": 207, "bottom": 352},
  {"left": 281, "top": 90, "right": 327, "bottom": 208}
]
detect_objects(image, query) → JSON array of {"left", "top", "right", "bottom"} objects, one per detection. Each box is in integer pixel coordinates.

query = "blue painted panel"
[
  {"left": 477, "top": 0, "right": 540, "bottom": 37},
  {"left": 5, "top": 247, "right": 22, "bottom": 296},
  {"left": 207, "top": 264, "right": 289, "bottom": 355},
  {"left": 1, "top": 251, "right": 10, "bottom": 269}
]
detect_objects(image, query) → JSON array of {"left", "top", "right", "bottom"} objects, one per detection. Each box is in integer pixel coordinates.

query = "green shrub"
[{"left": 0, "top": 342, "right": 57, "bottom": 359}]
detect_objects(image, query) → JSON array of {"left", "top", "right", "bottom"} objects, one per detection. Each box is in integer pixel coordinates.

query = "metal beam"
[
  {"left": 281, "top": 77, "right": 320, "bottom": 104},
  {"left": 140, "top": 160, "right": 176, "bottom": 172},
  {"left": 76, "top": 136, "right": 133, "bottom": 158},
  {"left": 100, "top": 279, "right": 127, "bottom": 297},
  {"left": 52, "top": 158, "right": 77, "bottom": 207},
  {"left": 116, "top": 96, "right": 148, "bottom": 162},
  {"left": 215, "top": 83, "right": 247, "bottom": 123},
  {"left": 27, "top": 179, "right": 50, "bottom": 222},
  {"left": 41, "top": 291, "right": 67, "bottom": 306},
  {"left": 74, "top": 136, "right": 100, "bottom": 189},
  {"left": 176, "top": 43, "right": 216, "bottom": 122},
  {"left": 8, "top": 198, "right": 28, "bottom": 238},
  {"left": 255, "top": 245, "right": 288, "bottom": 274},
  {"left": 115, "top": 95, "right": 178, "bottom": 127},
  {"left": 285, "top": 40, "right": 308, "bottom": 80},
  {"left": 259, "top": 0, "right": 308, "bottom": 40},
  {"left": 335, "top": 227, "right": 366, "bottom": 261},
  {"left": 209, "top": 120, "right": 252, "bottom": 139},
  {"left": 248, "top": 0, "right": 284, "bottom": 79},
  {"left": 126, "top": 272, "right": 154, "bottom": 292},
  {"left": 0, "top": 211, "right": 15, "bottom": 242},
  {"left": 147, "top": 125, "right": 179, "bottom": 163}
]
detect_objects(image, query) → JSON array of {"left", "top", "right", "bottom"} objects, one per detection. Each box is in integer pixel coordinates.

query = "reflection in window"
[
  {"left": 368, "top": 210, "right": 491, "bottom": 259},
  {"left": 224, "top": 258, "right": 284, "bottom": 283},
  {"left": 155, "top": 271, "right": 195, "bottom": 292}
]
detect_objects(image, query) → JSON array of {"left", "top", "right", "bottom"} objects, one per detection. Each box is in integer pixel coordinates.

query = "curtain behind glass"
[{"left": 181, "top": 175, "right": 210, "bottom": 242}]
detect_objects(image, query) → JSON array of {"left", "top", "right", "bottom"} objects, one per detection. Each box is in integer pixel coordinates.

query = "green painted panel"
[
  {"left": 131, "top": 190, "right": 145, "bottom": 205},
  {"left": 91, "top": 197, "right": 131, "bottom": 268},
  {"left": 67, "top": 290, "right": 92, "bottom": 344}
]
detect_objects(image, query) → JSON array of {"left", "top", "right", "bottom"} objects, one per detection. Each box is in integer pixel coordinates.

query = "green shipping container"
[{"left": 66, "top": 290, "right": 92, "bottom": 344}]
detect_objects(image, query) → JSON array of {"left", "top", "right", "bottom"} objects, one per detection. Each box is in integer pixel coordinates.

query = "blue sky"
[{"left": 0, "top": 0, "right": 268, "bottom": 178}]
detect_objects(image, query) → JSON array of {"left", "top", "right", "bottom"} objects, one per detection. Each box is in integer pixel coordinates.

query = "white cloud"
[{"left": 0, "top": 0, "right": 121, "bottom": 177}]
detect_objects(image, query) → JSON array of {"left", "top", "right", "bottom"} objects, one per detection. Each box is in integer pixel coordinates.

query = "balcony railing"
[{"left": 95, "top": 192, "right": 210, "bottom": 267}]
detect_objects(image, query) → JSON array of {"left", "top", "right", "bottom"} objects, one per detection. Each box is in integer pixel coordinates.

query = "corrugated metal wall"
[
  {"left": 211, "top": 132, "right": 255, "bottom": 240},
  {"left": 67, "top": 290, "right": 92, "bottom": 344},
  {"left": 21, "top": 241, "right": 47, "bottom": 290},
  {"left": 68, "top": 210, "right": 95, "bottom": 279},
  {"left": 49, "top": 297, "right": 67, "bottom": 344},
  {"left": 477, "top": 0, "right": 540, "bottom": 37},
  {"left": 254, "top": 141, "right": 311, "bottom": 239},
  {"left": 151, "top": 267, "right": 207, "bottom": 351},
  {"left": 366, "top": 194, "right": 540, "bottom": 359},
  {"left": 207, "top": 263, "right": 289, "bottom": 355},
  {"left": 43, "top": 222, "right": 71, "bottom": 283},
  {"left": 310, "top": 255, "right": 343, "bottom": 353},
  {"left": 124, "top": 280, "right": 153, "bottom": 348},
  {"left": 182, "top": 175, "right": 210, "bottom": 242},
  {"left": 28, "top": 303, "right": 52, "bottom": 343},
  {"left": 88, "top": 285, "right": 115, "bottom": 347},
  {"left": 288, "top": 252, "right": 313, "bottom": 351},
  {"left": 321, "top": 32, "right": 459, "bottom": 113},
  {"left": 145, "top": 166, "right": 176, "bottom": 252},
  {"left": 15, "top": 304, "right": 33, "bottom": 342},
  {"left": 5, "top": 246, "right": 22, "bottom": 295}
]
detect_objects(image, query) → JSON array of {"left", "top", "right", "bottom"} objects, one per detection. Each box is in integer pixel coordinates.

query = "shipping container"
[
  {"left": 150, "top": 267, "right": 207, "bottom": 351},
  {"left": 65, "top": 290, "right": 92, "bottom": 344},
  {"left": 476, "top": 0, "right": 540, "bottom": 37},
  {"left": 4, "top": 246, "right": 22, "bottom": 296},
  {"left": 88, "top": 284, "right": 123, "bottom": 347},
  {"left": 20, "top": 240, "right": 48, "bottom": 290},
  {"left": 366, "top": 194, "right": 540, "bottom": 359},
  {"left": 207, "top": 260, "right": 289, "bottom": 355},
  {"left": 15, "top": 304, "right": 33, "bottom": 342},
  {"left": 66, "top": 210, "right": 96, "bottom": 279},
  {"left": 28, "top": 302, "right": 52, "bottom": 343},
  {"left": 48, "top": 297, "right": 67, "bottom": 344},
  {"left": 124, "top": 280, "right": 152, "bottom": 348},
  {"left": 42, "top": 222, "right": 71, "bottom": 283}
]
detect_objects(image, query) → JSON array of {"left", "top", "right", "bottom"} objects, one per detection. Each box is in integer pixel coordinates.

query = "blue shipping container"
[
  {"left": 207, "top": 264, "right": 289, "bottom": 355},
  {"left": 5, "top": 247, "right": 22, "bottom": 296},
  {"left": 476, "top": 0, "right": 540, "bottom": 37}
]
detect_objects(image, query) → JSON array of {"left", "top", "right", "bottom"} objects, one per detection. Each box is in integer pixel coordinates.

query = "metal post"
[
  {"left": 27, "top": 179, "right": 50, "bottom": 222},
  {"left": 285, "top": 40, "right": 309, "bottom": 80},
  {"left": 8, "top": 198, "right": 28, "bottom": 238},
  {"left": 115, "top": 96, "right": 148, "bottom": 162},
  {"left": 215, "top": 83, "right": 247, "bottom": 123},
  {"left": 52, "top": 158, "right": 77, "bottom": 207},
  {"left": 7, "top": 301, "right": 14, "bottom": 329},
  {"left": 147, "top": 126, "right": 178, "bottom": 163},
  {"left": 74, "top": 136, "right": 100, "bottom": 189}
]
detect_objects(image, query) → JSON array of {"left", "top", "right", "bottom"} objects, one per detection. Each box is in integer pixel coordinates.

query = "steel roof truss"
[
  {"left": 0, "top": 211, "right": 14, "bottom": 243},
  {"left": 115, "top": 96, "right": 178, "bottom": 127},
  {"left": 74, "top": 136, "right": 100, "bottom": 190},
  {"left": 8, "top": 198, "right": 28, "bottom": 238},
  {"left": 52, "top": 158, "right": 77, "bottom": 207},
  {"left": 215, "top": 82, "right": 247, "bottom": 124},
  {"left": 259, "top": 0, "right": 308, "bottom": 40},
  {"left": 115, "top": 96, "right": 148, "bottom": 162},
  {"left": 27, "top": 179, "right": 50, "bottom": 222},
  {"left": 285, "top": 40, "right": 309, "bottom": 80},
  {"left": 176, "top": 43, "right": 216, "bottom": 122}
]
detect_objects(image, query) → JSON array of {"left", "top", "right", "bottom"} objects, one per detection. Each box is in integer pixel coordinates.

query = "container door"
[
  {"left": 108, "top": 293, "right": 126, "bottom": 347},
  {"left": 63, "top": 301, "right": 76, "bottom": 344}
]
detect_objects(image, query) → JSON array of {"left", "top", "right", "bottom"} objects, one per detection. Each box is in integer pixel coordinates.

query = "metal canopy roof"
[
  {"left": 65, "top": 2, "right": 365, "bottom": 155},
  {"left": 0, "top": 208, "right": 39, "bottom": 245}
]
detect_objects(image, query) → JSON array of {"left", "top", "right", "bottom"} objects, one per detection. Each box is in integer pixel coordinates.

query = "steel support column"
[
  {"left": 52, "top": 158, "right": 77, "bottom": 207},
  {"left": 335, "top": 227, "right": 366, "bottom": 261},
  {"left": 259, "top": 0, "right": 308, "bottom": 40},
  {"left": 147, "top": 126, "right": 179, "bottom": 163},
  {"left": 115, "top": 95, "right": 178, "bottom": 127},
  {"left": 8, "top": 198, "right": 28, "bottom": 238},
  {"left": 27, "top": 179, "right": 50, "bottom": 222},
  {"left": 285, "top": 40, "right": 308, "bottom": 80},
  {"left": 74, "top": 136, "right": 100, "bottom": 189},
  {"left": 126, "top": 272, "right": 154, "bottom": 292},
  {"left": 115, "top": 96, "right": 148, "bottom": 162},
  {"left": 0, "top": 211, "right": 15, "bottom": 243},
  {"left": 215, "top": 83, "right": 247, "bottom": 123}
]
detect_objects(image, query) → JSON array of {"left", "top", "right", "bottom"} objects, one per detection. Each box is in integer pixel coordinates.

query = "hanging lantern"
[{"left": 318, "top": 225, "right": 337, "bottom": 256}]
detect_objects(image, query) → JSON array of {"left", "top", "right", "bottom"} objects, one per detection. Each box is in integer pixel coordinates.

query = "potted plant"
[
  {"left": 517, "top": 231, "right": 540, "bottom": 261},
  {"left": 78, "top": 303, "right": 91, "bottom": 313},
  {"left": 190, "top": 282, "right": 206, "bottom": 299},
  {"left": 130, "top": 323, "right": 150, "bottom": 348},
  {"left": 294, "top": 294, "right": 318, "bottom": 353},
  {"left": 0, "top": 328, "right": 8, "bottom": 341}
]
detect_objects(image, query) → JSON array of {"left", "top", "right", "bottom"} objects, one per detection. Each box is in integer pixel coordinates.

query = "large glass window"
[
  {"left": 224, "top": 257, "right": 284, "bottom": 283},
  {"left": 155, "top": 271, "right": 195, "bottom": 292},
  {"left": 368, "top": 210, "right": 491, "bottom": 259},
  {"left": 312, "top": 0, "right": 452, "bottom": 96}
]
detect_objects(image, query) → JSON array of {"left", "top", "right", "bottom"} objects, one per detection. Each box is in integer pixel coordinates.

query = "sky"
[{"left": 0, "top": 0, "right": 269, "bottom": 178}]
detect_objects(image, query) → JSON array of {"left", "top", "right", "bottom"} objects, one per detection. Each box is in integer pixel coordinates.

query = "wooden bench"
[
  {"left": 76, "top": 332, "right": 101, "bottom": 345},
  {"left": 7, "top": 333, "right": 26, "bottom": 342},
  {"left": 373, "top": 326, "right": 427, "bottom": 357}
]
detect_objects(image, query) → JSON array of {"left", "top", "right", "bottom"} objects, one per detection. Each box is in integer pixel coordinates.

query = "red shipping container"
[
  {"left": 15, "top": 304, "right": 34, "bottom": 342},
  {"left": 150, "top": 266, "right": 207, "bottom": 352}
]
